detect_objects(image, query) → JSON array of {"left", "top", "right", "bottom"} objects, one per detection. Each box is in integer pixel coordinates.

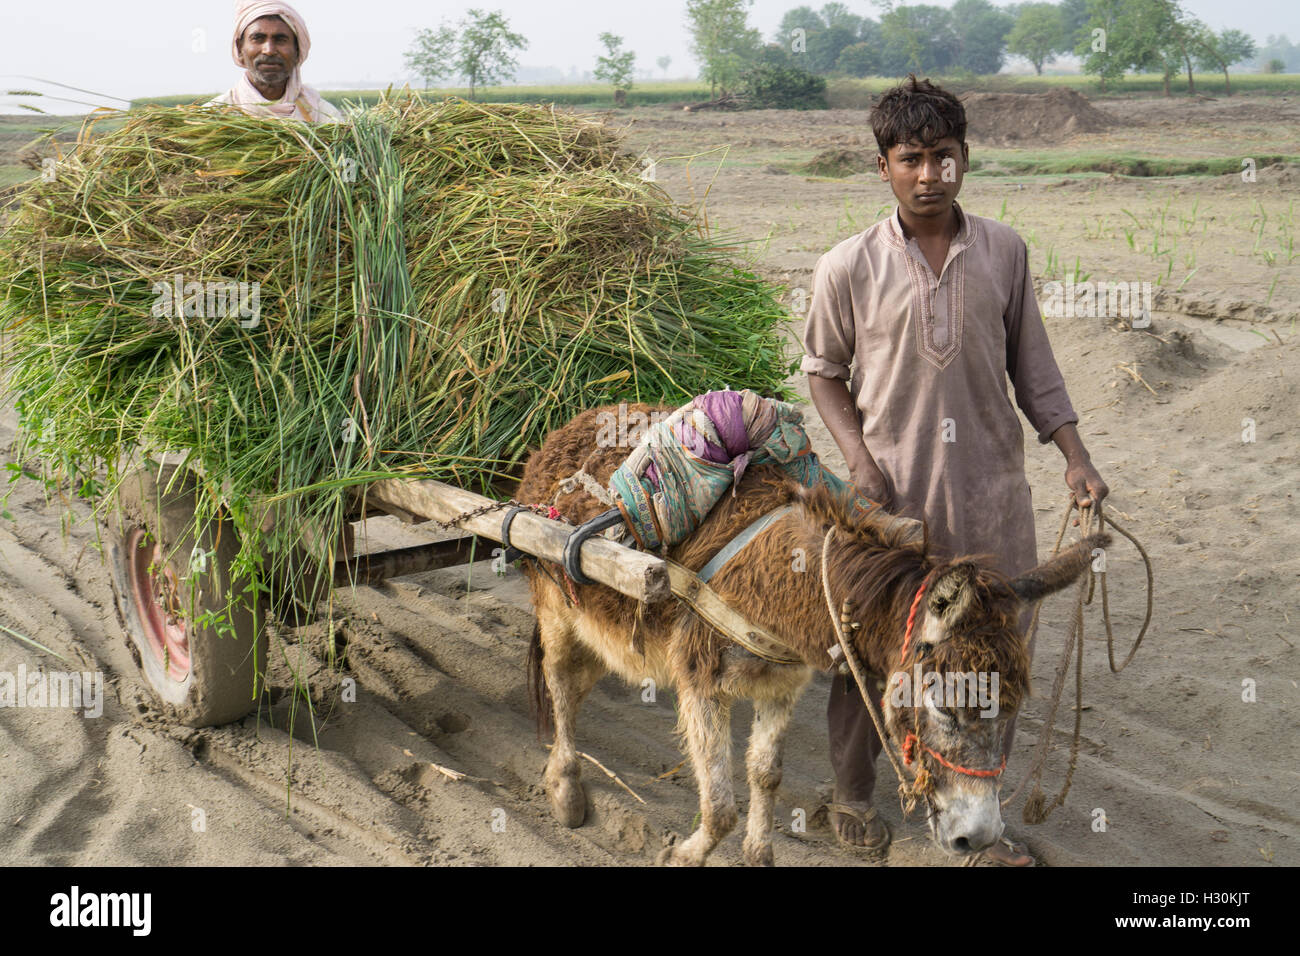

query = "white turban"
[{"left": 231, "top": 0, "right": 312, "bottom": 69}]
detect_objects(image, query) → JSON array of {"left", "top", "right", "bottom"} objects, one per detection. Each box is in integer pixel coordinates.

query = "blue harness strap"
[{"left": 697, "top": 504, "right": 797, "bottom": 583}]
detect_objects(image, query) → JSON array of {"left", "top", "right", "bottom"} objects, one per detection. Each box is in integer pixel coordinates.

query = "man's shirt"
[
  {"left": 208, "top": 75, "right": 343, "bottom": 123},
  {"left": 800, "top": 201, "right": 1077, "bottom": 574}
]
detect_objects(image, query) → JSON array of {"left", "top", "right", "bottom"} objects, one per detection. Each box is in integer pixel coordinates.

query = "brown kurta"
[{"left": 801, "top": 202, "right": 1078, "bottom": 578}]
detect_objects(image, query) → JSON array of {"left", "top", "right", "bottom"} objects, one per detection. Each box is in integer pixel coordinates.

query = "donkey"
[{"left": 516, "top": 403, "right": 1107, "bottom": 866}]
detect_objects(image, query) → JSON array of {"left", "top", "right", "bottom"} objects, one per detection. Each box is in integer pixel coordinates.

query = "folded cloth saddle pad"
[{"left": 608, "top": 388, "right": 877, "bottom": 553}]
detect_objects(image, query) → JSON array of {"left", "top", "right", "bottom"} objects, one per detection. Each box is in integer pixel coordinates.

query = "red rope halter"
[{"left": 895, "top": 571, "right": 1006, "bottom": 780}]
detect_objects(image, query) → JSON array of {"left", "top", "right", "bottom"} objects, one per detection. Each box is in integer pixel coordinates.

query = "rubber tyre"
[{"left": 103, "top": 464, "right": 266, "bottom": 727}]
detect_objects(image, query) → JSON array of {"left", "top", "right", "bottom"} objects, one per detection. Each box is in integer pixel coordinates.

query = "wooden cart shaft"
[{"left": 364, "top": 478, "right": 671, "bottom": 604}]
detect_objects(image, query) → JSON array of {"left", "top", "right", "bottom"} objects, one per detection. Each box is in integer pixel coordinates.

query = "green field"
[
  {"left": 825, "top": 71, "right": 1300, "bottom": 107},
  {"left": 131, "top": 81, "right": 715, "bottom": 111},
  {"left": 110, "top": 72, "right": 1300, "bottom": 113}
]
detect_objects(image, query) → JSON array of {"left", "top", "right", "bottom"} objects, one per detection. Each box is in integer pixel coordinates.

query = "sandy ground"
[{"left": 1, "top": 95, "right": 1297, "bottom": 867}]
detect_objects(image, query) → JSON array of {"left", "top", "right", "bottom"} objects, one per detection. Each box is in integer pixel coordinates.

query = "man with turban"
[{"left": 210, "top": 1, "right": 342, "bottom": 123}]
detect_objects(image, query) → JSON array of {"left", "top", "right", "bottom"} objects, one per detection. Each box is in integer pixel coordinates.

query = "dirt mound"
[
  {"left": 799, "top": 148, "right": 876, "bottom": 177},
  {"left": 1254, "top": 162, "right": 1299, "bottom": 186},
  {"left": 961, "top": 88, "right": 1117, "bottom": 146}
]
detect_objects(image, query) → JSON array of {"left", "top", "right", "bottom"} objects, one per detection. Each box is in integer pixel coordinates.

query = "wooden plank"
[
  {"left": 366, "top": 479, "right": 670, "bottom": 604},
  {"left": 663, "top": 560, "right": 803, "bottom": 665},
  {"left": 333, "top": 537, "right": 487, "bottom": 587}
]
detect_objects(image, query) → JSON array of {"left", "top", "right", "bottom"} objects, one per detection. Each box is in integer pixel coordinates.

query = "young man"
[
  {"left": 801, "top": 76, "right": 1108, "bottom": 865},
  {"left": 209, "top": 0, "right": 343, "bottom": 123}
]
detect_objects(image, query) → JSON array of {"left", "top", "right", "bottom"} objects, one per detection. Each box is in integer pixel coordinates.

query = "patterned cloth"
[{"left": 609, "top": 389, "right": 875, "bottom": 553}]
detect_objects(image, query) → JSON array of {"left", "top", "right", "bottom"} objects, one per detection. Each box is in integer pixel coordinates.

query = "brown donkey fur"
[{"left": 517, "top": 403, "right": 1107, "bottom": 865}]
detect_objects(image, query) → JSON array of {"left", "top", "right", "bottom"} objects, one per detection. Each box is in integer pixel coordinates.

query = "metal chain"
[{"left": 428, "top": 497, "right": 547, "bottom": 533}]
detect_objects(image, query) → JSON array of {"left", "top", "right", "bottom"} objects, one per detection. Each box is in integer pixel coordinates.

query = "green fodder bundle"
[{"left": 0, "top": 96, "right": 795, "bottom": 617}]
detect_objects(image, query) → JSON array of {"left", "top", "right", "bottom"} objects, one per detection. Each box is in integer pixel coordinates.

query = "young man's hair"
[{"left": 871, "top": 74, "right": 967, "bottom": 157}]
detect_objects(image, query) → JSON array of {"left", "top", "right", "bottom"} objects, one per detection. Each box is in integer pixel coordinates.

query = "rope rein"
[
  {"left": 821, "top": 527, "right": 920, "bottom": 812},
  {"left": 821, "top": 493, "right": 1154, "bottom": 823},
  {"left": 1000, "top": 497, "right": 1154, "bottom": 822}
]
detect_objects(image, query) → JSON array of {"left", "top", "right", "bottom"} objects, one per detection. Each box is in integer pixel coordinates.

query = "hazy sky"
[{"left": 3, "top": 0, "right": 1295, "bottom": 113}]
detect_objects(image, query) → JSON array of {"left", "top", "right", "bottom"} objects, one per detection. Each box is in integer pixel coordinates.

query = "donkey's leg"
[
  {"left": 662, "top": 686, "right": 737, "bottom": 866},
  {"left": 540, "top": 612, "right": 607, "bottom": 828},
  {"left": 742, "top": 693, "right": 799, "bottom": 867}
]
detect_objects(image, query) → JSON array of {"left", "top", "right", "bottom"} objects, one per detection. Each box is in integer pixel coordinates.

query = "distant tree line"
[
  {"left": 684, "top": 0, "right": 1267, "bottom": 100},
  {"left": 402, "top": 1, "right": 1280, "bottom": 107}
]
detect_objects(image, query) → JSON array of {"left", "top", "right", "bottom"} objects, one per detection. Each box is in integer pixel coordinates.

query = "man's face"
[
  {"left": 878, "top": 137, "right": 969, "bottom": 221},
  {"left": 238, "top": 16, "right": 299, "bottom": 88}
]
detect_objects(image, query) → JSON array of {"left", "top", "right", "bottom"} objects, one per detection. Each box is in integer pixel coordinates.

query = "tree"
[
  {"left": 741, "top": 61, "right": 828, "bottom": 108},
  {"left": 836, "top": 41, "right": 881, "bottom": 76},
  {"left": 755, "top": 41, "right": 797, "bottom": 69},
  {"left": 1193, "top": 28, "right": 1256, "bottom": 93},
  {"left": 806, "top": 24, "right": 861, "bottom": 73},
  {"left": 404, "top": 25, "right": 457, "bottom": 89},
  {"left": 406, "top": 9, "right": 528, "bottom": 99},
  {"left": 657, "top": 54, "right": 673, "bottom": 77},
  {"left": 776, "top": 5, "right": 825, "bottom": 43},
  {"left": 951, "top": 0, "right": 1014, "bottom": 75},
  {"left": 594, "top": 33, "right": 636, "bottom": 106},
  {"left": 1123, "top": 0, "right": 1182, "bottom": 97},
  {"left": 1007, "top": 2, "right": 1066, "bottom": 75},
  {"left": 686, "top": 0, "right": 762, "bottom": 97},
  {"left": 1077, "top": 0, "right": 1136, "bottom": 90},
  {"left": 1255, "top": 34, "right": 1300, "bottom": 72},
  {"left": 819, "top": 2, "right": 863, "bottom": 33},
  {"left": 458, "top": 9, "right": 528, "bottom": 100},
  {"left": 1263, "top": 57, "right": 1286, "bottom": 74},
  {"left": 1057, "top": 0, "right": 1092, "bottom": 46},
  {"left": 878, "top": 5, "right": 959, "bottom": 76},
  {"left": 1152, "top": 5, "right": 1215, "bottom": 96}
]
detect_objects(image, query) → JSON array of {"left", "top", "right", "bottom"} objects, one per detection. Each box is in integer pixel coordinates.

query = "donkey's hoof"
[
  {"left": 547, "top": 776, "right": 587, "bottom": 828},
  {"left": 656, "top": 846, "right": 695, "bottom": 867},
  {"left": 656, "top": 842, "right": 704, "bottom": 867},
  {"left": 742, "top": 840, "right": 775, "bottom": 867}
]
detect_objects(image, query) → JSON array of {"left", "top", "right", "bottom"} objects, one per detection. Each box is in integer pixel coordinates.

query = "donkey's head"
[
  {"left": 881, "top": 535, "right": 1110, "bottom": 857},
  {"left": 794, "top": 481, "right": 1109, "bottom": 857}
]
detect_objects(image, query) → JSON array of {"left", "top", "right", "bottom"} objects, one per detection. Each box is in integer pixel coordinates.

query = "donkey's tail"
[{"left": 527, "top": 620, "right": 553, "bottom": 739}]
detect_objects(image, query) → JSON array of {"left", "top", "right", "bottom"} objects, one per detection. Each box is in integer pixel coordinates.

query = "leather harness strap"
[
  {"left": 697, "top": 504, "right": 796, "bottom": 583},
  {"left": 669, "top": 504, "right": 804, "bottom": 666}
]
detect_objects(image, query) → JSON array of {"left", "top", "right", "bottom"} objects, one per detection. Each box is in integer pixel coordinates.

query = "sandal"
[{"left": 827, "top": 802, "right": 891, "bottom": 858}]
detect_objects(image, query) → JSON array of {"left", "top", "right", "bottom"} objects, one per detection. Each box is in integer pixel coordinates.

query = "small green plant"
[{"left": 740, "top": 64, "right": 828, "bottom": 110}]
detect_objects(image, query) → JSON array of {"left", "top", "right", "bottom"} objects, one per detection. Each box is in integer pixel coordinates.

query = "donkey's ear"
[
  {"left": 918, "top": 562, "right": 979, "bottom": 644},
  {"left": 1010, "top": 533, "right": 1112, "bottom": 604}
]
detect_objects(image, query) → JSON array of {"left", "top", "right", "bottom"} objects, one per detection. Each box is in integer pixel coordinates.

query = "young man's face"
[{"left": 878, "top": 137, "right": 970, "bottom": 222}]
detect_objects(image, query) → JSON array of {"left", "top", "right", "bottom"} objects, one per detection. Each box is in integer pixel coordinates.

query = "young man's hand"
[
  {"left": 1051, "top": 422, "right": 1109, "bottom": 525},
  {"left": 1065, "top": 457, "right": 1109, "bottom": 523},
  {"left": 850, "top": 461, "right": 892, "bottom": 510}
]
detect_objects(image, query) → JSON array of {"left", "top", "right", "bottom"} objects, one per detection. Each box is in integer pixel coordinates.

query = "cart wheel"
[{"left": 104, "top": 464, "right": 266, "bottom": 727}]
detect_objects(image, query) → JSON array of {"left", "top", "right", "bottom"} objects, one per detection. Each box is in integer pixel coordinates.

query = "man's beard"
[{"left": 251, "top": 60, "right": 291, "bottom": 86}]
